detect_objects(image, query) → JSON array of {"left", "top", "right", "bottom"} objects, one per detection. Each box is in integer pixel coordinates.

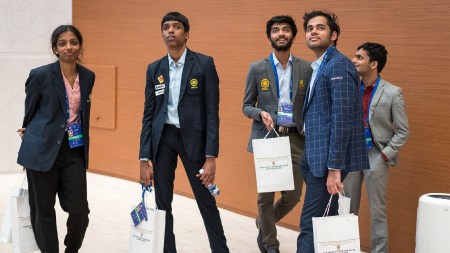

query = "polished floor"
[{"left": 0, "top": 172, "right": 299, "bottom": 252}]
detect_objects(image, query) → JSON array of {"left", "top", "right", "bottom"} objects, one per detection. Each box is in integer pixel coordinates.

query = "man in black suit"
[{"left": 139, "top": 12, "right": 229, "bottom": 253}]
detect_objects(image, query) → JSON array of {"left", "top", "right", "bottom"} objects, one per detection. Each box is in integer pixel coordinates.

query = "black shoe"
[{"left": 256, "top": 218, "right": 267, "bottom": 253}]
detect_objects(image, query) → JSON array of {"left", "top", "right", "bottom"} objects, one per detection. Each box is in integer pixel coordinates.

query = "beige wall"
[{"left": 74, "top": 1, "right": 450, "bottom": 252}]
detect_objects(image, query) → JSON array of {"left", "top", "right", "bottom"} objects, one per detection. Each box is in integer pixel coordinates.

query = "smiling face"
[
  {"left": 305, "top": 16, "right": 337, "bottom": 55},
  {"left": 53, "top": 31, "right": 81, "bottom": 64},
  {"left": 268, "top": 22, "right": 294, "bottom": 51},
  {"left": 161, "top": 20, "right": 189, "bottom": 49}
]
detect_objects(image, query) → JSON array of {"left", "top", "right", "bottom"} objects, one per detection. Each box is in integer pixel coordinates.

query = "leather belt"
[{"left": 275, "top": 125, "right": 299, "bottom": 134}]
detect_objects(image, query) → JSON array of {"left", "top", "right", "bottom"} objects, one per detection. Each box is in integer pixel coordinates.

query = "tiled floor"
[{"left": 0, "top": 172, "right": 298, "bottom": 252}]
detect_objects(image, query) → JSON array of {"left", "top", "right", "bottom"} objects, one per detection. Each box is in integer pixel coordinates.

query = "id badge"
[
  {"left": 67, "top": 122, "right": 84, "bottom": 148},
  {"left": 365, "top": 123, "right": 373, "bottom": 149},
  {"left": 277, "top": 100, "right": 294, "bottom": 125}
]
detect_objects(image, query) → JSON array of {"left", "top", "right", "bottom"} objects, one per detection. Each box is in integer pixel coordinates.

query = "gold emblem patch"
[
  {"left": 261, "top": 79, "right": 269, "bottom": 90},
  {"left": 190, "top": 78, "right": 198, "bottom": 89},
  {"left": 157, "top": 75, "right": 164, "bottom": 84}
]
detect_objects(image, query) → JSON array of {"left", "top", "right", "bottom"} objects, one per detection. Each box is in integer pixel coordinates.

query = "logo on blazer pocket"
[
  {"left": 261, "top": 79, "right": 269, "bottom": 91},
  {"left": 190, "top": 78, "right": 199, "bottom": 89}
]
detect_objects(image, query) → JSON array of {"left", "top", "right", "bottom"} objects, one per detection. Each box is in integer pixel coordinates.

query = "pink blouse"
[{"left": 61, "top": 69, "right": 81, "bottom": 124}]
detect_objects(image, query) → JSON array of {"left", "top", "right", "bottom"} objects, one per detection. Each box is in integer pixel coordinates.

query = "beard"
[{"left": 270, "top": 36, "right": 294, "bottom": 51}]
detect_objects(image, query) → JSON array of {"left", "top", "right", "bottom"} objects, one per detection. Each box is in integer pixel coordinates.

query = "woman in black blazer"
[{"left": 17, "top": 25, "right": 95, "bottom": 253}]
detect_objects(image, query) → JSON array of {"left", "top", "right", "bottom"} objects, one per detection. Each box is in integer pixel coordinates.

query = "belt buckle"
[{"left": 278, "top": 126, "right": 287, "bottom": 133}]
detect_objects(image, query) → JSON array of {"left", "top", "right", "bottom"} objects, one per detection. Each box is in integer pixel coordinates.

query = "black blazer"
[
  {"left": 17, "top": 61, "right": 95, "bottom": 172},
  {"left": 139, "top": 49, "right": 220, "bottom": 162}
]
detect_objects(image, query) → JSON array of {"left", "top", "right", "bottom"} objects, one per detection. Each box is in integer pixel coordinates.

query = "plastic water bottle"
[{"left": 199, "top": 169, "right": 220, "bottom": 197}]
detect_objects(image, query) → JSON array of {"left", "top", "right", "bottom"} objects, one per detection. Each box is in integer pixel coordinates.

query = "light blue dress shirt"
[{"left": 166, "top": 48, "right": 187, "bottom": 127}]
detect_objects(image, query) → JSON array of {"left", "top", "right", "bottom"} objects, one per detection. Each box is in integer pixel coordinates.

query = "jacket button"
[
  {"left": 57, "top": 140, "right": 61, "bottom": 145},
  {"left": 61, "top": 124, "right": 65, "bottom": 128}
]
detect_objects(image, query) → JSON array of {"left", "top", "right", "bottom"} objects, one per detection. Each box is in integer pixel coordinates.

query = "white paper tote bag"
[
  {"left": 313, "top": 195, "right": 360, "bottom": 253},
  {"left": 130, "top": 185, "right": 166, "bottom": 253},
  {"left": 0, "top": 188, "right": 15, "bottom": 243},
  {"left": 10, "top": 187, "right": 39, "bottom": 253},
  {"left": 252, "top": 128, "right": 294, "bottom": 193}
]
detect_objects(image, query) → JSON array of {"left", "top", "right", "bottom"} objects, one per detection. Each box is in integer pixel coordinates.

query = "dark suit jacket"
[
  {"left": 302, "top": 47, "right": 370, "bottom": 177},
  {"left": 17, "top": 61, "right": 95, "bottom": 172},
  {"left": 139, "top": 49, "right": 219, "bottom": 162},
  {"left": 243, "top": 55, "right": 312, "bottom": 152}
]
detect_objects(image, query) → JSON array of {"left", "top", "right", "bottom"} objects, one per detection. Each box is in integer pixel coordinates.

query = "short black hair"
[
  {"left": 161, "top": 12, "right": 190, "bottom": 32},
  {"left": 266, "top": 15, "right": 298, "bottom": 39},
  {"left": 358, "top": 42, "right": 388, "bottom": 73},
  {"left": 303, "top": 10, "right": 340, "bottom": 46},
  {"left": 51, "top": 25, "right": 83, "bottom": 60}
]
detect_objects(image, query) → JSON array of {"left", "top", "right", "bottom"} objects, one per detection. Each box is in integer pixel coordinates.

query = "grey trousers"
[
  {"left": 344, "top": 148, "right": 389, "bottom": 253},
  {"left": 257, "top": 132, "right": 304, "bottom": 250}
]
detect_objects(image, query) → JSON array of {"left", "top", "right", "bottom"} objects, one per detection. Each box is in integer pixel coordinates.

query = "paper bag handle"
[
  {"left": 263, "top": 124, "right": 280, "bottom": 139},
  {"left": 323, "top": 193, "right": 348, "bottom": 217}
]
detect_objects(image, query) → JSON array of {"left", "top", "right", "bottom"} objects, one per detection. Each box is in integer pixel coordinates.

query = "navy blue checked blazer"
[{"left": 302, "top": 47, "right": 369, "bottom": 177}]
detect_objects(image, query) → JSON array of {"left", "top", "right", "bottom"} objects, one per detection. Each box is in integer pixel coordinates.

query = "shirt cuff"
[
  {"left": 140, "top": 158, "right": 150, "bottom": 161},
  {"left": 328, "top": 168, "right": 341, "bottom": 171},
  {"left": 381, "top": 152, "right": 389, "bottom": 162}
]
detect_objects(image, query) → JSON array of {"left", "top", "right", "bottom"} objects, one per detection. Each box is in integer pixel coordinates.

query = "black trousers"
[
  {"left": 26, "top": 135, "right": 89, "bottom": 253},
  {"left": 154, "top": 124, "right": 229, "bottom": 253}
]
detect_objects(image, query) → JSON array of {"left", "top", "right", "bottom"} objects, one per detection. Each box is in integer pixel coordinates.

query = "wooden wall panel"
[
  {"left": 86, "top": 64, "right": 116, "bottom": 129},
  {"left": 74, "top": 1, "right": 450, "bottom": 252}
]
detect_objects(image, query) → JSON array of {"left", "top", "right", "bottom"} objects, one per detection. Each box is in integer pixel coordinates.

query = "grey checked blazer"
[
  {"left": 243, "top": 55, "right": 312, "bottom": 152},
  {"left": 368, "top": 78, "right": 409, "bottom": 165}
]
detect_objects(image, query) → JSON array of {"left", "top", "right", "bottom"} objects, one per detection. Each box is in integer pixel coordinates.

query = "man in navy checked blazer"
[{"left": 296, "top": 11, "right": 370, "bottom": 253}]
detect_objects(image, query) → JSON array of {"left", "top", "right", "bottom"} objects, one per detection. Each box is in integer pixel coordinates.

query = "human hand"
[
  {"left": 196, "top": 157, "right": 216, "bottom": 186},
  {"left": 139, "top": 161, "right": 153, "bottom": 187},
  {"left": 326, "top": 169, "right": 343, "bottom": 194},
  {"left": 260, "top": 111, "right": 274, "bottom": 132}
]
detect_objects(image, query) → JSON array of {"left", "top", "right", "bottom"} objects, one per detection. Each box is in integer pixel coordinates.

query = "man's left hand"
[
  {"left": 326, "top": 169, "right": 343, "bottom": 194},
  {"left": 196, "top": 157, "right": 216, "bottom": 186}
]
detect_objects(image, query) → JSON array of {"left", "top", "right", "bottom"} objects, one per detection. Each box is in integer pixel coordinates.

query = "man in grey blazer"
[
  {"left": 243, "top": 15, "right": 312, "bottom": 253},
  {"left": 344, "top": 42, "right": 410, "bottom": 253}
]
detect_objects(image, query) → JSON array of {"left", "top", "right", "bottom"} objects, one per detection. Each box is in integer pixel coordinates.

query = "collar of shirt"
[
  {"left": 168, "top": 48, "right": 187, "bottom": 67},
  {"left": 272, "top": 52, "right": 293, "bottom": 101},
  {"left": 271, "top": 52, "right": 293, "bottom": 69}
]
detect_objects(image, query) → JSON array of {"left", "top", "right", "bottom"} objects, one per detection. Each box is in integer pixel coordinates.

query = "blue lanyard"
[
  {"left": 312, "top": 46, "right": 335, "bottom": 88},
  {"left": 269, "top": 53, "right": 293, "bottom": 100},
  {"left": 64, "top": 89, "right": 71, "bottom": 121},
  {"left": 361, "top": 75, "right": 380, "bottom": 123}
]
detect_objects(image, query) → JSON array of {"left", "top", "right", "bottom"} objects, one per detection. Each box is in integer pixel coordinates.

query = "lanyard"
[
  {"left": 361, "top": 75, "right": 380, "bottom": 123},
  {"left": 312, "top": 46, "right": 335, "bottom": 88},
  {"left": 270, "top": 53, "right": 293, "bottom": 100}
]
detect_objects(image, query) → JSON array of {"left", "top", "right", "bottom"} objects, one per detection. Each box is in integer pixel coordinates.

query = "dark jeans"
[
  {"left": 26, "top": 136, "right": 89, "bottom": 253},
  {"left": 153, "top": 124, "right": 229, "bottom": 253},
  {"left": 296, "top": 154, "right": 346, "bottom": 253}
]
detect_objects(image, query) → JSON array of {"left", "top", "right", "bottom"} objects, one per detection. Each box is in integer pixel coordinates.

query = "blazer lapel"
[
  {"left": 77, "top": 65, "right": 88, "bottom": 114},
  {"left": 369, "top": 79, "right": 385, "bottom": 120},
  {"left": 51, "top": 61, "right": 68, "bottom": 118},
  {"left": 264, "top": 57, "right": 278, "bottom": 100},
  {"left": 179, "top": 49, "right": 193, "bottom": 101},
  {"left": 291, "top": 57, "right": 300, "bottom": 105},
  {"left": 158, "top": 57, "right": 170, "bottom": 106}
]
